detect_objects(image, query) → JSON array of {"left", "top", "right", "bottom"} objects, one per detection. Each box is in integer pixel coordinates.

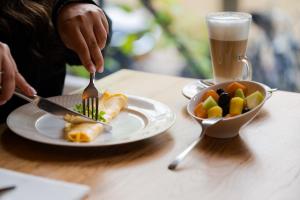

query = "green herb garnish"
[{"left": 73, "top": 103, "right": 106, "bottom": 122}]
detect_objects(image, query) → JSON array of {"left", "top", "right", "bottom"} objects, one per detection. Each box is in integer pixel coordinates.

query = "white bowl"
[{"left": 187, "top": 81, "right": 271, "bottom": 138}]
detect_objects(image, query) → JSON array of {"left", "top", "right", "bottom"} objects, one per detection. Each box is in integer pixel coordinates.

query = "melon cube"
[
  {"left": 207, "top": 106, "right": 223, "bottom": 118},
  {"left": 194, "top": 103, "right": 207, "bottom": 118},
  {"left": 235, "top": 88, "right": 245, "bottom": 99},
  {"left": 246, "top": 91, "right": 264, "bottom": 109},
  {"left": 229, "top": 97, "right": 244, "bottom": 116},
  {"left": 226, "top": 82, "right": 247, "bottom": 96},
  {"left": 201, "top": 89, "right": 219, "bottom": 102},
  {"left": 203, "top": 96, "right": 218, "bottom": 110}
]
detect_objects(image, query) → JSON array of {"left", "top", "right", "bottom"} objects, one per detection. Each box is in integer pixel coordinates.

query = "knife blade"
[{"left": 3, "top": 88, "right": 112, "bottom": 131}]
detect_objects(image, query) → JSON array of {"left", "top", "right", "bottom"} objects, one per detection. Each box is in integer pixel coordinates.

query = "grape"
[
  {"left": 218, "top": 92, "right": 230, "bottom": 106},
  {"left": 242, "top": 107, "right": 250, "bottom": 113},
  {"left": 216, "top": 88, "right": 225, "bottom": 95}
]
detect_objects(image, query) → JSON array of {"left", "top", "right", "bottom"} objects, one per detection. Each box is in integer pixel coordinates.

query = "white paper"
[{"left": 0, "top": 168, "right": 90, "bottom": 200}]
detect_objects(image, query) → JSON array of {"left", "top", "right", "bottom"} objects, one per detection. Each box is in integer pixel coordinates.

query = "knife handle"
[
  {"left": 13, "top": 88, "right": 38, "bottom": 103},
  {"left": 0, "top": 87, "right": 37, "bottom": 103}
]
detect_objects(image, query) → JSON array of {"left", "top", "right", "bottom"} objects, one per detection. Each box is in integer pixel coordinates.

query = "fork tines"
[
  {"left": 82, "top": 73, "right": 99, "bottom": 121},
  {"left": 82, "top": 97, "right": 99, "bottom": 120}
]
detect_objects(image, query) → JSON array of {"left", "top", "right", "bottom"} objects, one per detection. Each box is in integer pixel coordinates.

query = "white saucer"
[{"left": 182, "top": 79, "right": 214, "bottom": 99}]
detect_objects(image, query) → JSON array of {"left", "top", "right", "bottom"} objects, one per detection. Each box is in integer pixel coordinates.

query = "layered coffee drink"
[{"left": 206, "top": 12, "right": 252, "bottom": 83}]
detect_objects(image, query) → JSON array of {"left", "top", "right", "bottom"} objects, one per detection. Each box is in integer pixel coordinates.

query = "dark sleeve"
[{"left": 52, "top": 0, "right": 112, "bottom": 65}]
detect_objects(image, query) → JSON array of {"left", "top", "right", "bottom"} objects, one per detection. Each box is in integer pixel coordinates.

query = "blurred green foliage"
[
  {"left": 68, "top": 0, "right": 212, "bottom": 79},
  {"left": 67, "top": 64, "right": 89, "bottom": 78}
]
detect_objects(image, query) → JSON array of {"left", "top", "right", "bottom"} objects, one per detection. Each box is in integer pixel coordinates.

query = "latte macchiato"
[{"left": 206, "top": 12, "right": 252, "bottom": 83}]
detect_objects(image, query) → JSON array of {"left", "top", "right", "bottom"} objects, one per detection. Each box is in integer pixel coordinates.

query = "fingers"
[
  {"left": 15, "top": 72, "right": 36, "bottom": 96},
  {"left": 0, "top": 55, "right": 15, "bottom": 105},
  {"left": 99, "top": 9, "right": 109, "bottom": 34},
  {"left": 57, "top": 4, "right": 109, "bottom": 73},
  {"left": 0, "top": 43, "right": 35, "bottom": 106},
  {"left": 58, "top": 14, "right": 96, "bottom": 73},
  {"left": 7, "top": 53, "right": 36, "bottom": 97},
  {"left": 81, "top": 23, "right": 104, "bottom": 72},
  {"left": 93, "top": 13, "right": 107, "bottom": 50},
  {"left": 67, "top": 26, "right": 96, "bottom": 73}
]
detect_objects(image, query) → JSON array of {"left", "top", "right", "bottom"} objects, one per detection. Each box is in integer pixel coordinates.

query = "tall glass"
[{"left": 206, "top": 12, "right": 252, "bottom": 83}]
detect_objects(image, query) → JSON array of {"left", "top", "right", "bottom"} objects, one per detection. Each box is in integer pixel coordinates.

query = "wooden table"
[{"left": 1, "top": 69, "right": 300, "bottom": 200}]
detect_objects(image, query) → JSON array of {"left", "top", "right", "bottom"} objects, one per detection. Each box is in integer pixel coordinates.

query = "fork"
[
  {"left": 82, "top": 73, "right": 99, "bottom": 120},
  {"left": 168, "top": 118, "right": 222, "bottom": 170}
]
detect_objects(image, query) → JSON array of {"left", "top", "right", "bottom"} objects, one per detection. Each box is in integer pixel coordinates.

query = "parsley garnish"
[{"left": 73, "top": 103, "right": 106, "bottom": 122}]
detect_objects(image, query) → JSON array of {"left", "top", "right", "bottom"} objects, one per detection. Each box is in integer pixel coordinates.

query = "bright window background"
[{"left": 64, "top": 0, "right": 300, "bottom": 93}]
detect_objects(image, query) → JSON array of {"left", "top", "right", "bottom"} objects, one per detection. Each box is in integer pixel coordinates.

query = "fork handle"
[{"left": 90, "top": 73, "right": 95, "bottom": 83}]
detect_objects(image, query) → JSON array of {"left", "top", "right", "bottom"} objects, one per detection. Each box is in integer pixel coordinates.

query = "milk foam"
[{"left": 207, "top": 13, "right": 251, "bottom": 41}]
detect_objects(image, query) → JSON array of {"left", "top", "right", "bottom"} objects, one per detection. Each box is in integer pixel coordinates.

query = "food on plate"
[
  {"left": 64, "top": 120, "right": 104, "bottom": 142},
  {"left": 194, "top": 82, "right": 264, "bottom": 119},
  {"left": 64, "top": 91, "right": 128, "bottom": 142}
]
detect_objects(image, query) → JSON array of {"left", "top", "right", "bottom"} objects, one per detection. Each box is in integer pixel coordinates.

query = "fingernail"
[
  {"left": 89, "top": 65, "right": 96, "bottom": 73},
  {"left": 0, "top": 100, "right": 7, "bottom": 105},
  {"left": 28, "top": 87, "right": 37, "bottom": 96},
  {"left": 98, "top": 67, "right": 104, "bottom": 73}
]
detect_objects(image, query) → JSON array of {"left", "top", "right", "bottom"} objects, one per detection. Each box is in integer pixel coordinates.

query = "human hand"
[
  {"left": 0, "top": 42, "right": 36, "bottom": 105},
  {"left": 57, "top": 3, "right": 109, "bottom": 73}
]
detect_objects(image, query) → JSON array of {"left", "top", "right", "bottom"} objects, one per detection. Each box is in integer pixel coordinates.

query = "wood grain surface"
[{"left": 1, "top": 69, "right": 300, "bottom": 200}]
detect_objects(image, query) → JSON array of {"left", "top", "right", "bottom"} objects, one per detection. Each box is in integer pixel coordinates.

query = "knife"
[
  {"left": 1, "top": 88, "right": 112, "bottom": 131},
  {"left": 0, "top": 185, "right": 16, "bottom": 193}
]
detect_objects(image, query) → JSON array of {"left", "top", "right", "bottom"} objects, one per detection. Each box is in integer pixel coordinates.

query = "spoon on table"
[
  {"left": 168, "top": 117, "right": 222, "bottom": 170},
  {"left": 198, "top": 79, "right": 214, "bottom": 87}
]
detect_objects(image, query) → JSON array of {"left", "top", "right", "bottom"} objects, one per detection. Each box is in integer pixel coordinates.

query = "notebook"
[{"left": 0, "top": 168, "right": 90, "bottom": 200}]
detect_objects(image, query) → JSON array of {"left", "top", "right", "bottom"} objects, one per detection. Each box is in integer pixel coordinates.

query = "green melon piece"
[
  {"left": 246, "top": 91, "right": 264, "bottom": 109},
  {"left": 203, "top": 96, "right": 218, "bottom": 110},
  {"left": 235, "top": 88, "right": 245, "bottom": 99}
]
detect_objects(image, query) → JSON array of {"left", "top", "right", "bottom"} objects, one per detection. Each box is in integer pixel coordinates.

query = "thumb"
[{"left": 15, "top": 72, "right": 36, "bottom": 96}]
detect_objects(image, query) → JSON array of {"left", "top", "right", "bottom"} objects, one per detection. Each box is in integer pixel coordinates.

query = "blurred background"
[{"left": 64, "top": 0, "right": 300, "bottom": 93}]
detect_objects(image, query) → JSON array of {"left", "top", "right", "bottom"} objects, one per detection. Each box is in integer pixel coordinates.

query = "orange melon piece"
[
  {"left": 226, "top": 82, "right": 247, "bottom": 96},
  {"left": 201, "top": 89, "right": 219, "bottom": 102},
  {"left": 194, "top": 103, "right": 207, "bottom": 118}
]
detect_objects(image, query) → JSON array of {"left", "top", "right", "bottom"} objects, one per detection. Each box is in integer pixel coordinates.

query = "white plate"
[{"left": 7, "top": 94, "right": 176, "bottom": 147}]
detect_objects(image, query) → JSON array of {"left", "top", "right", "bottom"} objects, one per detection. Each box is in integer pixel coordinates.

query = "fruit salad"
[{"left": 194, "top": 82, "right": 264, "bottom": 119}]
